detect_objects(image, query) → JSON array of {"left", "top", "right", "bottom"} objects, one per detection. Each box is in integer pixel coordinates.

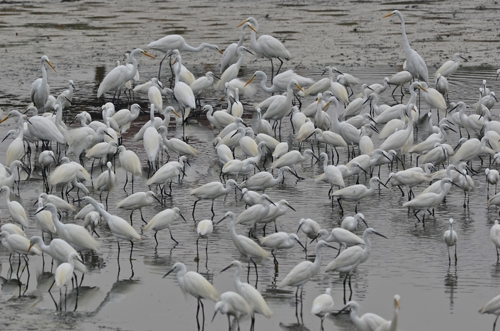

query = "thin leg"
[
  {"left": 169, "top": 228, "right": 178, "bottom": 244},
  {"left": 192, "top": 199, "right": 200, "bottom": 220}
]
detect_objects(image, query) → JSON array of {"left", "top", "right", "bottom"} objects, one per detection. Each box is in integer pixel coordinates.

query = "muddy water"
[{"left": 1, "top": 0, "right": 500, "bottom": 330}]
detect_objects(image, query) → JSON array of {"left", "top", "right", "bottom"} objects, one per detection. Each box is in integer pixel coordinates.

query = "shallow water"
[{"left": 0, "top": 1, "right": 500, "bottom": 331}]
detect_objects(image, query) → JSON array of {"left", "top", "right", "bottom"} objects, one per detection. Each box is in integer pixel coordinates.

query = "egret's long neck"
[
  {"left": 398, "top": 16, "right": 412, "bottom": 57},
  {"left": 41, "top": 59, "right": 48, "bottom": 84},
  {"left": 249, "top": 31, "right": 261, "bottom": 54},
  {"left": 312, "top": 245, "right": 323, "bottom": 273},
  {"left": 259, "top": 73, "right": 272, "bottom": 93},
  {"left": 92, "top": 201, "right": 111, "bottom": 219},
  {"left": 128, "top": 53, "right": 139, "bottom": 82},
  {"left": 390, "top": 306, "right": 399, "bottom": 331}
]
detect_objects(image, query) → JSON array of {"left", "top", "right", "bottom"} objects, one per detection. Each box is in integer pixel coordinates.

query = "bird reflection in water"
[{"left": 444, "top": 266, "right": 458, "bottom": 312}]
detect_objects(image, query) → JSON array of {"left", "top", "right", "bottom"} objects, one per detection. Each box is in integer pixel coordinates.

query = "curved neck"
[
  {"left": 249, "top": 31, "right": 261, "bottom": 54},
  {"left": 258, "top": 73, "right": 273, "bottom": 93}
]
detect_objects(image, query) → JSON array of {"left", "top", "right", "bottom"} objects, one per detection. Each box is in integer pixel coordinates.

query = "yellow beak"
[
  {"left": 172, "top": 110, "right": 181, "bottom": 118},
  {"left": 237, "top": 19, "right": 249, "bottom": 27},
  {"left": 295, "top": 84, "right": 304, "bottom": 92},
  {"left": 141, "top": 51, "right": 156, "bottom": 59},
  {"left": 383, "top": 12, "right": 394, "bottom": 18},
  {"left": 0, "top": 113, "right": 11, "bottom": 124},
  {"left": 418, "top": 85, "right": 428, "bottom": 93},
  {"left": 47, "top": 60, "right": 56, "bottom": 72},
  {"left": 244, "top": 74, "right": 256, "bottom": 87}
]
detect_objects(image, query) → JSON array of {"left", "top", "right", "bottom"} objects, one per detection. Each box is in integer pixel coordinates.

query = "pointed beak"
[
  {"left": 378, "top": 179, "right": 388, "bottom": 188},
  {"left": 216, "top": 47, "right": 224, "bottom": 55},
  {"left": 0, "top": 113, "right": 11, "bottom": 124},
  {"left": 47, "top": 60, "right": 56, "bottom": 72},
  {"left": 296, "top": 223, "right": 303, "bottom": 234},
  {"left": 295, "top": 238, "right": 305, "bottom": 250},
  {"left": 162, "top": 267, "right": 175, "bottom": 278},
  {"left": 373, "top": 230, "right": 388, "bottom": 239},
  {"left": 179, "top": 212, "right": 187, "bottom": 223},
  {"left": 244, "top": 74, "right": 256, "bottom": 87},
  {"left": 237, "top": 20, "right": 249, "bottom": 27},
  {"left": 286, "top": 203, "right": 296, "bottom": 212},
  {"left": 141, "top": 51, "right": 156, "bottom": 59},
  {"left": 35, "top": 206, "right": 47, "bottom": 215},
  {"left": 220, "top": 264, "right": 233, "bottom": 274}
]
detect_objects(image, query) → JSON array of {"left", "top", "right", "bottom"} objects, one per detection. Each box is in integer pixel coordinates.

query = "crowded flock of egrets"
[{"left": 2, "top": 9, "right": 500, "bottom": 331}]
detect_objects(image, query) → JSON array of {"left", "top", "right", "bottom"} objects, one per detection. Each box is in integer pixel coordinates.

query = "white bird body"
[
  {"left": 443, "top": 218, "right": 458, "bottom": 264},
  {"left": 1, "top": 186, "right": 29, "bottom": 228},
  {"left": 436, "top": 53, "right": 467, "bottom": 78},
  {"left": 341, "top": 213, "right": 367, "bottom": 232},
  {"left": 40, "top": 193, "right": 77, "bottom": 212},
  {"left": 479, "top": 293, "right": 500, "bottom": 330},
  {"left": 29, "top": 236, "right": 86, "bottom": 273},
  {"left": 118, "top": 145, "right": 142, "bottom": 177},
  {"left": 98, "top": 49, "right": 154, "bottom": 98},
  {"left": 37, "top": 203, "right": 99, "bottom": 252},
  {"left": 1, "top": 231, "right": 41, "bottom": 256},
  {"left": 93, "top": 161, "right": 117, "bottom": 193},
  {"left": 279, "top": 240, "right": 331, "bottom": 289},
  {"left": 55, "top": 252, "right": 80, "bottom": 288},
  {"left": 144, "top": 207, "right": 184, "bottom": 233},
  {"left": 240, "top": 166, "right": 291, "bottom": 192},
  {"left": 384, "top": 10, "right": 428, "bottom": 83},
  {"left": 213, "top": 291, "right": 252, "bottom": 327},
  {"left": 117, "top": 191, "right": 159, "bottom": 211},
  {"left": 30, "top": 55, "right": 56, "bottom": 111},
  {"left": 342, "top": 300, "right": 389, "bottom": 331},
  {"left": 164, "top": 262, "right": 220, "bottom": 302},
  {"left": 83, "top": 197, "right": 141, "bottom": 243},
  {"left": 221, "top": 260, "right": 273, "bottom": 319},
  {"left": 332, "top": 177, "right": 383, "bottom": 203},
  {"left": 158, "top": 126, "right": 199, "bottom": 157},
  {"left": 143, "top": 106, "right": 162, "bottom": 166},
  {"left": 311, "top": 288, "right": 335, "bottom": 327}
]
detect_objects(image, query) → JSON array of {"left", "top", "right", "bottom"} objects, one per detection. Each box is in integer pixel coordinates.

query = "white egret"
[
  {"left": 1, "top": 231, "right": 41, "bottom": 256},
  {"left": 30, "top": 55, "right": 56, "bottom": 111},
  {"left": 190, "top": 179, "right": 239, "bottom": 219},
  {"left": 220, "top": 22, "right": 251, "bottom": 73},
  {"left": 245, "top": 69, "right": 314, "bottom": 94},
  {"left": 315, "top": 228, "right": 365, "bottom": 251},
  {"left": 259, "top": 232, "right": 305, "bottom": 266},
  {"left": 97, "top": 49, "right": 155, "bottom": 100},
  {"left": 111, "top": 103, "right": 142, "bottom": 134},
  {"left": 0, "top": 186, "right": 29, "bottom": 228},
  {"left": 436, "top": 53, "right": 467, "bottom": 78},
  {"left": 29, "top": 236, "right": 86, "bottom": 274},
  {"left": 158, "top": 126, "right": 199, "bottom": 157},
  {"left": 325, "top": 228, "right": 387, "bottom": 303},
  {"left": 212, "top": 291, "right": 252, "bottom": 330},
  {"left": 36, "top": 203, "right": 99, "bottom": 253},
  {"left": 240, "top": 166, "right": 295, "bottom": 192},
  {"left": 479, "top": 294, "right": 500, "bottom": 331},
  {"left": 341, "top": 213, "right": 368, "bottom": 232},
  {"left": 93, "top": 161, "right": 117, "bottom": 208},
  {"left": 311, "top": 288, "right": 335, "bottom": 331},
  {"left": 196, "top": 219, "right": 214, "bottom": 261},
  {"left": 143, "top": 207, "right": 186, "bottom": 246},
  {"left": 318, "top": 152, "right": 345, "bottom": 198},
  {"left": 278, "top": 240, "right": 335, "bottom": 303},
  {"left": 163, "top": 262, "right": 220, "bottom": 330},
  {"left": 388, "top": 70, "right": 413, "bottom": 101},
  {"left": 35, "top": 197, "right": 56, "bottom": 239},
  {"left": 216, "top": 45, "right": 253, "bottom": 91},
  {"left": 148, "top": 34, "right": 222, "bottom": 78},
  {"left": 403, "top": 178, "right": 453, "bottom": 225},
  {"left": 443, "top": 218, "right": 458, "bottom": 265},
  {"left": 217, "top": 212, "right": 270, "bottom": 283},
  {"left": 384, "top": 10, "right": 429, "bottom": 83},
  {"left": 57, "top": 80, "right": 75, "bottom": 110},
  {"left": 54, "top": 252, "right": 81, "bottom": 296},
  {"left": 83, "top": 196, "right": 140, "bottom": 259},
  {"left": 40, "top": 193, "right": 77, "bottom": 213},
  {"left": 331, "top": 177, "right": 387, "bottom": 214},
  {"left": 490, "top": 220, "right": 500, "bottom": 261},
  {"left": 143, "top": 105, "right": 162, "bottom": 175},
  {"left": 239, "top": 17, "right": 291, "bottom": 80},
  {"left": 116, "top": 191, "right": 161, "bottom": 225},
  {"left": 220, "top": 260, "right": 273, "bottom": 329},
  {"left": 117, "top": 145, "right": 142, "bottom": 192},
  {"left": 271, "top": 149, "right": 318, "bottom": 178}
]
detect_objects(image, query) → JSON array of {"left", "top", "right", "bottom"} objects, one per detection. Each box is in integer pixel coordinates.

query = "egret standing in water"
[
  {"left": 116, "top": 191, "right": 162, "bottom": 225},
  {"left": 31, "top": 55, "right": 56, "bottom": 111},
  {"left": 220, "top": 260, "right": 273, "bottom": 330},
  {"left": 190, "top": 179, "right": 239, "bottom": 219},
  {"left": 443, "top": 218, "right": 458, "bottom": 265},
  {"left": 163, "top": 262, "right": 219, "bottom": 331},
  {"left": 479, "top": 294, "right": 500, "bottom": 331},
  {"left": 325, "top": 228, "right": 387, "bottom": 303},
  {"left": 311, "top": 288, "right": 335, "bottom": 331},
  {"left": 143, "top": 207, "right": 186, "bottom": 247},
  {"left": 279, "top": 241, "right": 336, "bottom": 307},
  {"left": 384, "top": 10, "right": 428, "bottom": 83},
  {"left": 238, "top": 17, "right": 291, "bottom": 81},
  {"left": 490, "top": 220, "right": 500, "bottom": 261},
  {"left": 97, "top": 48, "right": 155, "bottom": 101}
]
